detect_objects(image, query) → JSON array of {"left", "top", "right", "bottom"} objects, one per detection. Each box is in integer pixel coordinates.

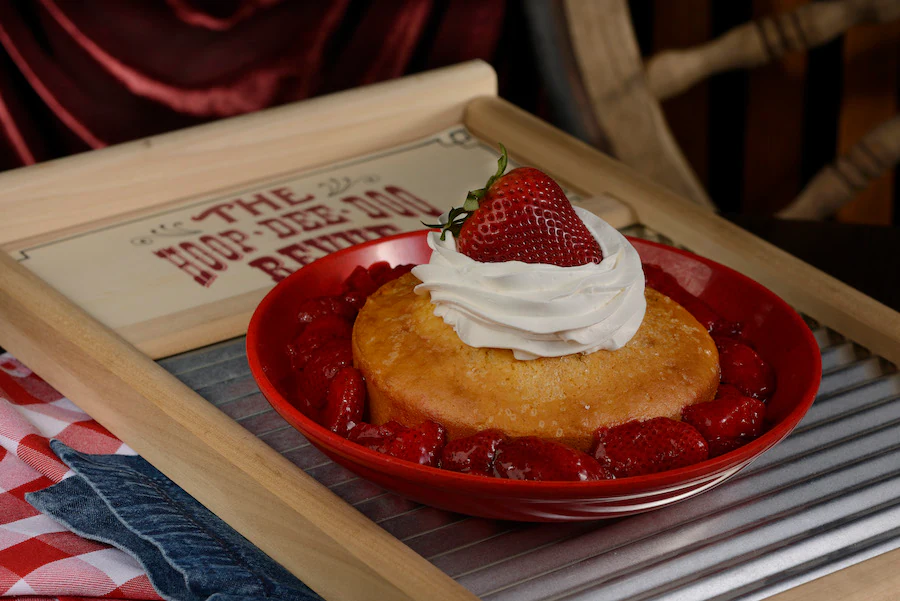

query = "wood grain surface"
[
  {"left": 0, "top": 251, "right": 478, "bottom": 601},
  {"left": 769, "top": 547, "right": 900, "bottom": 601},
  {"left": 0, "top": 61, "right": 503, "bottom": 360},
  {"left": 0, "top": 62, "right": 509, "bottom": 601}
]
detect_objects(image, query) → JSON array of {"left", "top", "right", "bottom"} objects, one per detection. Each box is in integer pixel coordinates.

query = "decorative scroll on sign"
[{"left": 17, "top": 127, "right": 586, "bottom": 333}]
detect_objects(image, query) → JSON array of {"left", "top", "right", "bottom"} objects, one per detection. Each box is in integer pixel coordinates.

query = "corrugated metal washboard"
[{"left": 161, "top": 290, "right": 900, "bottom": 601}]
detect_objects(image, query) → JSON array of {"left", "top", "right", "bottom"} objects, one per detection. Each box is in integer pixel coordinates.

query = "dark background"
[{"left": 0, "top": 0, "right": 897, "bottom": 308}]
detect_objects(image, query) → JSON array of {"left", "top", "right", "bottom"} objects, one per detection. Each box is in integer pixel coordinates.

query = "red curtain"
[{"left": 0, "top": 0, "right": 509, "bottom": 172}]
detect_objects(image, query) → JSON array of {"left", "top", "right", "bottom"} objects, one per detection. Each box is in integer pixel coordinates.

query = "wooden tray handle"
[{"left": 0, "top": 250, "right": 478, "bottom": 601}]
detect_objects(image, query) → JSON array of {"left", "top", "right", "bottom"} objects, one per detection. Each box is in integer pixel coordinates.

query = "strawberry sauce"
[{"left": 285, "top": 260, "right": 777, "bottom": 481}]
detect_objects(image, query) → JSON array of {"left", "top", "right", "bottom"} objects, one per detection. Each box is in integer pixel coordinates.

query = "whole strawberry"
[
  {"left": 428, "top": 145, "right": 602, "bottom": 267},
  {"left": 493, "top": 437, "right": 611, "bottom": 481},
  {"left": 682, "top": 394, "right": 766, "bottom": 457},
  {"left": 441, "top": 429, "right": 509, "bottom": 476},
  {"left": 591, "top": 417, "right": 709, "bottom": 478}
]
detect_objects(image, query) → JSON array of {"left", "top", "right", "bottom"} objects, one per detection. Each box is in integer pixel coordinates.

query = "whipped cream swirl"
[{"left": 411, "top": 206, "right": 646, "bottom": 360}]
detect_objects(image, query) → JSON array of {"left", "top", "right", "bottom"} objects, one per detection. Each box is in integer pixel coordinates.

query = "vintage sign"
[{"left": 16, "top": 126, "right": 628, "bottom": 356}]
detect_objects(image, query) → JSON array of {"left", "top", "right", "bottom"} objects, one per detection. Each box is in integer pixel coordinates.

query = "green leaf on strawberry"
[{"left": 424, "top": 143, "right": 509, "bottom": 240}]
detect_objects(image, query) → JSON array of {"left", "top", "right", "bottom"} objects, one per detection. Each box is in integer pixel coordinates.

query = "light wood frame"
[{"left": 0, "top": 61, "right": 897, "bottom": 601}]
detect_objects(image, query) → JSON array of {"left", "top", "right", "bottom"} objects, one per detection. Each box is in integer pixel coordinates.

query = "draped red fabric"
[{"left": 0, "top": 0, "right": 509, "bottom": 172}]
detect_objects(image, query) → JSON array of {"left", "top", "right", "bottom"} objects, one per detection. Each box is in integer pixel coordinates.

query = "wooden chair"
[{"left": 525, "top": 0, "right": 900, "bottom": 219}]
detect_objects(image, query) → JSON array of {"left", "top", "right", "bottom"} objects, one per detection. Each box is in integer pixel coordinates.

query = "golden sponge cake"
[{"left": 352, "top": 273, "right": 719, "bottom": 451}]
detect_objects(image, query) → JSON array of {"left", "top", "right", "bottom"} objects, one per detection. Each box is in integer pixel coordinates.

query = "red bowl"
[{"left": 247, "top": 230, "right": 821, "bottom": 521}]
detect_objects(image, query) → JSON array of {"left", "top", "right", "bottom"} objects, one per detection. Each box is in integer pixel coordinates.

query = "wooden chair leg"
[
  {"left": 561, "top": 0, "right": 715, "bottom": 209},
  {"left": 777, "top": 115, "right": 900, "bottom": 220},
  {"left": 645, "top": 0, "right": 900, "bottom": 101}
]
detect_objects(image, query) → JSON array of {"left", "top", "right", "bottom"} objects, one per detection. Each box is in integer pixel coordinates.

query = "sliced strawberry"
[
  {"left": 682, "top": 395, "right": 766, "bottom": 457},
  {"left": 347, "top": 420, "right": 408, "bottom": 452},
  {"left": 591, "top": 417, "right": 709, "bottom": 478},
  {"left": 643, "top": 264, "right": 716, "bottom": 325},
  {"left": 366, "top": 261, "right": 393, "bottom": 285},
  {"left": 348, "top": 420, "right": 447, "bottom": 467},
  {"left": 342, "top": 289, "right": 369, "bottom": 310},
  {"left": 369, "top": 262, "right": 417, "bottom": 288},
  {"left": 429, "top": 145, "right": 602, "bottom": 267},
  {"left": 384, "top": 421, "right": 447, "bottom": 467},
  {"left": 387, "top": 263, "right": 415, "bottom": 281},
  {"left": 291, "top": 385, "right": 320, "bottom": 422},
  {"left": 321, "top": 367, "right": 366, "bottom": 437},
  {"left": 341, "top": 265, "right": 380, "bottom": 297},
  {"left": 285, "top": 344, "right": 304, "bottom": 375},
  {"left": 493, "top": 437, "right": 611, "bottom": 481},
  {"left": 295, "top": 296, "right": 357, "bottom": 329},
  {"left": 441, "top": 429, "right": 508, "bottom": 476},
  {"left": 711, "top": 319, "right": 744, "bottom": 338},
  {"left": 338, "top": 265, "right": 385, "bottom": 309},
  {"left": 715, "top": 383, "right": 744, "bottom": 399},
  {"left": 714, "top": 336, "right": 776, "bottom": 401},
  {"left": 643, "top": 264, "right": 742, "bottom": 336},
  {"left": 364, "top": 261, "right": 416, "bottom": 288},
  {"left": 300, "top": 339, "right": 353, "bottom": 409},
  {"left": 704, "top": 437, "right": 747, "bottom": 456},
  {"left": 287, "top": 314, "right": 353, "bottom": 370},
  {"left": 301, "top": 313, "right": 352, "bottom": 340}
]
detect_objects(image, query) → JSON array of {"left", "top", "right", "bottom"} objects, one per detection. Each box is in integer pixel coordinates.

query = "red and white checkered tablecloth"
[{"left": 0, "top": 353, "right": 162, "bottom": 601}]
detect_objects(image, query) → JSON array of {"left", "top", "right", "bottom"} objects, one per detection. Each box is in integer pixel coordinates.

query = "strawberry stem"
[{"left": 422, "top": 143, "right": 508, "bottom": 240}]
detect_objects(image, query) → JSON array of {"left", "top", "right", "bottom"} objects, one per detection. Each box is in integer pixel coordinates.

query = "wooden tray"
[{"left": 0, "top": 61, "right": 897, "bottom": 601}]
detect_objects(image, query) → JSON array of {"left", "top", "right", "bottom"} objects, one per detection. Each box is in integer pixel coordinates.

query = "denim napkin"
[{"left": 27, "top": 440, "right": 322, "bottom": 601}]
